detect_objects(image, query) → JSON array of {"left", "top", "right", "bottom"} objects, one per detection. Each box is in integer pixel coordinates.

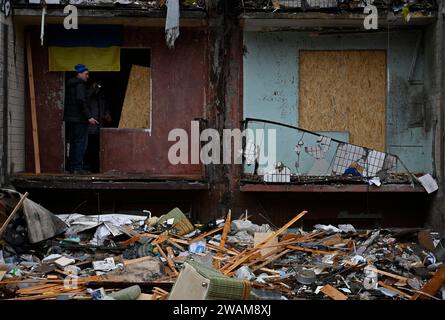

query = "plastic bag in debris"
[
  {"left": 231, "top": 220, "right": 271, "bottom": 235},
  {"left": 368, "top": 177, "right": 382, "bottom": 187},
  {"left": 378, "top": 287, "right": 397, "bottom": 297},
  {"left": 235, "top": 266, "right": 256, "bottom": 281},
  {"left": 338, "top": 224, "right": 357, "bottom": 233},
  {"left": 314, "top": 224, "right": 341, "bottom": 233},
  {"left": 93, "top": 257, "right": 118, "bottom": 272},
  {"left": 227, "top": 230, "right": 254, "bottom": 244},
  {"left": 189, "top": 240, "right": 206, "bottom": 254}
]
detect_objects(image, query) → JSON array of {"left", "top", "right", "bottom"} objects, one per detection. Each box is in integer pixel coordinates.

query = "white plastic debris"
[
  {"left": 54, "top": 257, "right": 75, "bottom": 268},
  {"left": 314, "top": 286, "right": 324, "bottom": 295},
  {"left": 378, "top": 287, "right": 397, "bottom": 297},
  {"left": 42, "top": 254, "right": 62, "bottom": 263},
  {"left": 339, "top": 288, "right": 352, "bottom": 294},
  {"left": 235, "top": 266, "right": 256, "bottom": 281},
  {"left": 93, "top": 258, "right": 116, "bottom": 272},
  {"left": 418, "top": 174, "right": 439, "bottom": 194},
  {"left": 368, "top": 177, "right": 382, "bottom": 187},
  {"left": 189, "top": 240, "right": 206, "bottom": 254},
  {"left": 338, "top": 224, "right": 357, "bottom": 233},
  {"left": 314, "top": 224, "right": 341, "bottom": 233},
  {"left": 231, "top": 220, "right": 271, "bottom": 235},
  {"left": 351, "top": 255, "right": 366, "bottom": 264}
]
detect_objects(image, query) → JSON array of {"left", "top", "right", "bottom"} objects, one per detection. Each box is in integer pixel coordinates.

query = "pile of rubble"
[{"left": 1, "top": 189, "right": 444, "bottom": 300}]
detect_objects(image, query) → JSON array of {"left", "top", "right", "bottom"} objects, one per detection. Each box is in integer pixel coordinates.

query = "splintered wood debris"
[{"left": 1, "top": 199, "right": 445, "bottom": 300}]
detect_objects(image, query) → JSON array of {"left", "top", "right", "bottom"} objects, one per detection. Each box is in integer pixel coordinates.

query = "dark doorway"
[{"left": 64, "top": 48, "right": 151, "bottom": 173}]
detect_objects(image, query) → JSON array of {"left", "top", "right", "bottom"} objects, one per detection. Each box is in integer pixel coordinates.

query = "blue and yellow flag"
[{"left": 47, "top": 25, "right": 122, "bottom": 72}]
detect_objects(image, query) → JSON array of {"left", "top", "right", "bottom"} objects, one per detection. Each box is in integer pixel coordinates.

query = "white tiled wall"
[{"left": 0, "top": 14, "right": 26, "bottom": 184}]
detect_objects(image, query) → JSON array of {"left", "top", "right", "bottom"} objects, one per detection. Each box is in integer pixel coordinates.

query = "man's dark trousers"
[{"left": 68, "top": 122, "right": 89, "bottom": 172}]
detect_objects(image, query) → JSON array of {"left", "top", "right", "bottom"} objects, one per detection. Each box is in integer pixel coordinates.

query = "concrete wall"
[
  {"left": 0, "top": 14, "right": 26, "bottom": 185},
  {"left": 424, "top": 4, "right": 445, "bottom": 235},
  {"left": 243, "top": 29, "right": 433, "bottom": 174}
]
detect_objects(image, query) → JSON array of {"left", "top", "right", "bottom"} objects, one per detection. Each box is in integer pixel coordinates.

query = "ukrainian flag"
[{"left": 47, "top": 25, "right": 122, "bottom": 72}]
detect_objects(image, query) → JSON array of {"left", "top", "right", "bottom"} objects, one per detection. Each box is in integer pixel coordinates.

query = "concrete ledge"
[
  {"left": 11, "top": 173, "right": 209, "bottom": 190},
  {"left": 240, "top": 183, "right": 426, "bottom": 193},
  {"left": 241, "top": 11, "right": 436, "bottom": 30}
]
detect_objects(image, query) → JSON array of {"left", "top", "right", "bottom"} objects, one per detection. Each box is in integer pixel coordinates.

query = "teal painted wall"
[{"left": 243, "top": 30, "right": 433, "bottom": 174}]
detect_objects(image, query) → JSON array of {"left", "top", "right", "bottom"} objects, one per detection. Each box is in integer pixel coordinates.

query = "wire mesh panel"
[{"left": 243, "top": 118, "right": 408, "bottom": 182}]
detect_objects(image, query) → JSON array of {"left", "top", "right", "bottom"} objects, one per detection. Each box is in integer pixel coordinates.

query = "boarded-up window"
[
  {"left": 299, "top": 50, "right": 386, "bottom": 151},
  {"left": 119, "top": 64, "right": 151, "bottom": 129}
]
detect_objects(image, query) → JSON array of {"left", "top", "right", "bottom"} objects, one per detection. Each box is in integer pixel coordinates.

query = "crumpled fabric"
[{"left": 165, "top": 0, "right": 180, "bottom": 49}]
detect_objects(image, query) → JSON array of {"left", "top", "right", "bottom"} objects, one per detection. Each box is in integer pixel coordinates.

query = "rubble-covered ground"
[{"left": 0, "top": 189, "right": 444, "bottom": 300}]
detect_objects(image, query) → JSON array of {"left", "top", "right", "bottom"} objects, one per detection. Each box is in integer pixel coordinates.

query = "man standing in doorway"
[
  {"left": 64, "top": 64, "right": 98, "bottom": 174},
  {"left": 84, "top": 81, "right": 112, "bottom": 173}
]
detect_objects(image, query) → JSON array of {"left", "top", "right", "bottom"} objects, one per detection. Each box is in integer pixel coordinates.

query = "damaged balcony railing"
[{"left": 241, "top": 118, "right": 416, "bottom": 185}]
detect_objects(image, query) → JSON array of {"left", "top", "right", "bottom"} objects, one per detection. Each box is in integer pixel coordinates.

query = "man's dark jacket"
[{"left": 64, "top": 77, "right": 91, "bottom": 123}]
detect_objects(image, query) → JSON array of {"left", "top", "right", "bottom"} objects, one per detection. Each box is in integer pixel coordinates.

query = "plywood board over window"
[
  {"left": 119, "top": 64, "right": 151, "bottom": 129},
  {"left": 299, "top": 50, "right": 386, "bottom": 151}
]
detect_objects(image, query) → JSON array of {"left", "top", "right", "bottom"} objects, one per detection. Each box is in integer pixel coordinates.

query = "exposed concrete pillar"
[{"left": 427, "top": 0, "right": 445, "bottom": 235}]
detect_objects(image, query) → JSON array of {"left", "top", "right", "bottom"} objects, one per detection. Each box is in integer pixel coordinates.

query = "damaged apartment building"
[{"left": 0, "top": 0, "right": 444, "bottom": 235}]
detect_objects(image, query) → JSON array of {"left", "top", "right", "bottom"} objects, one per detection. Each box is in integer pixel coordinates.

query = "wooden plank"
[
  {"left": 155, "top": 244, "right": 178, "bottom": 276},
  {"left": 287, "top": 245, "right": 338, "bottom": 255},
  {"left": 26, "top": 33, "right": 41, "bottom": 174},
  {"left": 299, "top": 50, "right": 386, "bottom": 151},
  {"left": 207, "top": 243, "right": 238, "bottom": 256},
  {"left": 378, "top": 281, "right": 412, "bottom": 299},
  {"left": 219, "top": 210, "right": 231, "bottom": 250},
  {"left": 251, "top": 249, "right": 292, "bottom": 272},
  {"left": 189, "top": 226, "right": 224, "bottom": 242},
  {"left": 167, "top": 239, "right": 186, "bottom": 252},
  {"left": 118, "top": 65, "right": 151, "bottom": 129},
  {"left": 0, "top": 192, "right": 28, "bottom": 238},
  {"left": 118, "top": 235, "right": 141, "bottom": 247},
  {"left": 169, "top": 237, "right": 190, "bottom": 245},
  {"left": 320, "top": 284, "right": 348, "bottom": 300},
  {"left": 0, "top": 275, "right": 102, "bottom": 285},
  {"left": 365, "top": 265, "right": 408, "bottom": 282},
  {"left": 222, "top": 211, "right": 307, "bottom": 274},
  {"left": 153, "top": 286, "right": 169, "bottom": 295},
  {"left": 17, "top": 284, "right": 60, "bottom": 294},
  {"left": 153, "top": 234, "right": 170, "bottom": 245},
  {"left": 214, "top": 210, "right": 232, "bottom": 269},
  {"left": 411, "top": 263, "right": 445, "bottom": 300}
]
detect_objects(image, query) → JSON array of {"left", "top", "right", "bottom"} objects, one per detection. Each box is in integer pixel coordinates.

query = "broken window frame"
[{"left": 241, "top": 117, "right": 417, "bottom": 185}]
